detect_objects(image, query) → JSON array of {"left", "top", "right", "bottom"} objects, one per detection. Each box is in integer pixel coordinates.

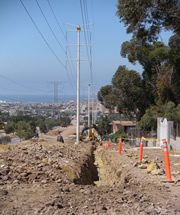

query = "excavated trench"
[
  {"left": 74, "top": 146, "right": 99, "bottom": 185},
  {"left": 74, "top": 144, "right": 133, "bottom": 187},
  {"left": 73, "top": 144, "right": 123, "bottom": 186}
]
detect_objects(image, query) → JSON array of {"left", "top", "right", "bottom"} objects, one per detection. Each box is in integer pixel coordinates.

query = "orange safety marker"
[
  {"left": 119, "top": 136, "right": 122, "bottom": 155},
  {"left": 139, "top": 137, "right": 144, "bottom": 162},
  {"left": 108, "top": 139, "right": 111, "bottom": 148},
  {"left": 101, "top": 140, "right": 103, "bottom": 146},
  {"left": 163, "top": 140, "right": 172, "bottom": 181},
  {"left": 105, "top": 142, "right": 107, "bottom": 149}
]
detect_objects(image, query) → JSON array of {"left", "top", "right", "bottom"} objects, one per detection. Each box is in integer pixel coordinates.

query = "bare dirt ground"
[
  {"left": 0, "top": 126, "right": 180, "bottom": 215},
  {"left": 40, "top": 125, "right": 84, "bottom": 141}
]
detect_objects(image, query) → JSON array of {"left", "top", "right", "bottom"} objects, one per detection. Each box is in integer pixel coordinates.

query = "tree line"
[
  {"left": 98, "top": 0, "right": 180, "bottom": 130},
  {"left": 2, "top": 115, "right": 70, "bottom": 142}
]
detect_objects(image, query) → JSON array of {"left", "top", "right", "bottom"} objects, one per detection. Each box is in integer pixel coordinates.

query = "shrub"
[
  {"left": 4, "top": 122, "right": 16, "bottom": 134},
  {"left": 102, "top": 129, "right": 127, "bottom": 143},
  {"left": 0, "top": 136, "right": 11, "bottom": 144}
]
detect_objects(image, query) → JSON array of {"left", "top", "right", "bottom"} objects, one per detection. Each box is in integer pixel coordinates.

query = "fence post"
[{"left": 176, "top": 123, "right": 178, "bottom": 138}]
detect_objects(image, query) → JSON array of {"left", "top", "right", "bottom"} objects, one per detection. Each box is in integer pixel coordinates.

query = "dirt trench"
[
  {"left": 85, "top": 144, "right": 180, "bottom": 215},
  {"left": 1, "top": 140, "right": 180, "bottom": 215},
  {"left": 74, "top": 147, "right": 99, "bottom": 185},
  {"left": 80, "top": 145, "right": 137, "bottom": 188},
  {"left": 73, "top": 144, "right": 126, "bottom": 187}
]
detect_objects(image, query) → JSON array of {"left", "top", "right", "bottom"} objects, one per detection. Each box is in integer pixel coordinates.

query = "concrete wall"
[
  {"left": 170, "top": 137, "right": 180, "bottom": 151},
  {"left": 157, "top": 118, "right": 180, "bottom": 151},
  {"left": 157, "top": 117, "right": 168, "bottom": 146}
]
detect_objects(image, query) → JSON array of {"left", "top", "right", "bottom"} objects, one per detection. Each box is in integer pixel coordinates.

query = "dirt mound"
[
  {"left": 0, "top": 139, "right": 180, "bottom": 215},
  {"left": 46, "top": 129, "right": 59, "bottom": 136}
]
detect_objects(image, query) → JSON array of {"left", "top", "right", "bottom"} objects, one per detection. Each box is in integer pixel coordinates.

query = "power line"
[
  {"left": 84, "top": 0, "right": 91, "bottom": 43},
  {"left": 46, "top": 0, "right": 66, "bottom": 39},
  {"left": 0, "top": 74, "right": 44, "bottom": 93},
  {"left": 20, "top": 0, "right": 65, "bottom": 68},
  {"left": 90, "top": 0, "right": 95, "bottom": 96},
  {"left": 80, "top": 0, "right": 94, "bottom": 123},
  {"left": 80, "top": 0, "right": 94, "bottom": 87},
  {"left": 80, "top": 0, "right": 91, "bottom": 61},
  {"left": 35, "top": 0, "right": 66, "bottom": 54},
  {"left": 46, "top": 0, "right": 76, "bottom": 88},
  {"left": 87, "top": 1, "right": 93, "bottom": 87},
  {"left": 36, "top": 0, "right": 77, "bottom": 89},
  {"left": 19, "top": 0, "right": 76, "bottom": 93},
  {"left": 91, "top": 0, "right": 95, "bottom": 25}
]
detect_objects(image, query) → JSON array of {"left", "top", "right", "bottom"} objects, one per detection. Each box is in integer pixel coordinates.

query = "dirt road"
[
  {"left": 0, "top": 126, "right": 180, "bottom": 215},
  {"left": 41, "top": 125, "right": 83, "bottom": 141}
]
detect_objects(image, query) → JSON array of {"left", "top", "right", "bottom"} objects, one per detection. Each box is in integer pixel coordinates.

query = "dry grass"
[{"left": 0, "top": 144, "right": 14, "bottom": 151}]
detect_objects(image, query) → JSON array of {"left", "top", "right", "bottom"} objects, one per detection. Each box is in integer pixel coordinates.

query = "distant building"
[{"left": 113, "top": 120, "right": 136, "bottom": 134}]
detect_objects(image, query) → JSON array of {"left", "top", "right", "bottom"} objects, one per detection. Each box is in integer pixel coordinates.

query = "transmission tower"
[{"left": 49, "top": 82, "right": 62, "bottom": 104}]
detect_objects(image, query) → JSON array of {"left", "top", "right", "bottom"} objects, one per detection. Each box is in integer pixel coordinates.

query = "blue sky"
[{"left": 0, "top": 0, "right": 173, "bottom": 101}]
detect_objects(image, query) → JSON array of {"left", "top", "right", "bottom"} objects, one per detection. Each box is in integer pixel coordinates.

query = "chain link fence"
[
  {"left": 169, "top": 122, "right": 180, "bottom": 140},
  {"left": 127, "top": 128, "right": 157, "bottom": 146}
]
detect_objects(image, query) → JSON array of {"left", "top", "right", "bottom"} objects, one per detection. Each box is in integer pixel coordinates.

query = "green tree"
[
  {"left": 97, "top": 66, "right": 147, "bottom": 119},
  {"left": 112, "top": 65, "right": 147, "bottom": 119},
  {"left": 39, "top": 121, "right": 48, "bottom": 134},
  {"left": 173, "top": 104, "right": 180, "bottom": 123},
  {"left": 29, "top": 120, "right": 37, "bottom": 135},
  {"left": 116, "top": 0, "right": 180, "bottom": 42},
  {"left": 4, "top": 122, "right": 16, "bottom": 134},
  {"left": 116, "top": 0, "right": 180, "bottom": 131},
  {"left": 121, "top": 40, "right": 175, "bottom": 104},
  {"left": 98, "top": 116, "right": 112, "bottom": 136},
  {"left": 59, "top": 116, "right": 71, "bottom": 126},
  {"left": 138, "top": 101, "right": 180, "bottom": 130},
  {"left": 168, "top": 34, "right": 180, "bottom": 103},
  {"left": 137, "top": 105, "right": 160, "bottom": 130},
  {"left": 16, "top": 121, "right": 32, "bottom": 140},
  {"left": 98, "top": 85, "right": 117, "bottom": 111}
]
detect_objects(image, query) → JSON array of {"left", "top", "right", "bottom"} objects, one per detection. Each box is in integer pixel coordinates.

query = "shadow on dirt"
[{"left": 74, "top": 146, "right": 99, "bottom": 185}]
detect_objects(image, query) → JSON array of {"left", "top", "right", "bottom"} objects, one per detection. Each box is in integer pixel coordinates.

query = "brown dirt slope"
[{"left": 0, "top": 132, "right": 180, "bottom": 215}]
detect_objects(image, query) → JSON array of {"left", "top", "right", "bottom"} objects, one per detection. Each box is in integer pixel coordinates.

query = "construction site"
[
  {"left": 1, "top": 0, "right": 180, "bottom": 214},
  {"left": 0, "top": 125, "right": 180, "bottom": 215}
]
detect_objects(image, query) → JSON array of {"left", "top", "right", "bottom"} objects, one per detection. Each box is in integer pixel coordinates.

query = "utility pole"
[
  {"left": 94, "top": 99, "right": 97, "bottom": 124},
  {"left": 76, "top": 25, "right": 81, "bottom": 144},
  {"left": 66, "top": 23, "right": 91, "bottom": 144},
  {"left": 88, "top": 83, "right": 91, "bottom": 134},
  {"left": 91, "top": 90, "right": 94, "bottom": 124}
]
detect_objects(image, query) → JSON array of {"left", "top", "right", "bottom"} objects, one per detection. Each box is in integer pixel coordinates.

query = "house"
[{"left": 113, "top": 121, "right": 136, "bottom": 134}]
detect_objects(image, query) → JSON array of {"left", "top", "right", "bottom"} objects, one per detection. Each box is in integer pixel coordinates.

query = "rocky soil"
[{"left": 0, "top": 129, "right": 180, "bottom": 215}]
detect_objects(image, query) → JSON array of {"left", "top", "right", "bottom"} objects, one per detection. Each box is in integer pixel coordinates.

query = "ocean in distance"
[{"left": 0, "top": 94, "right": 89, "bottom": 103}]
